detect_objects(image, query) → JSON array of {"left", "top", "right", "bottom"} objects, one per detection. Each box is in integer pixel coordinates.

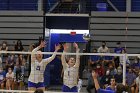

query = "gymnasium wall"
[
  {"left": 90, "top": 12, "right": 140, "bottom": 53},
  {"left": 0, "top": 11, "right": 44, "bottom": 51}
]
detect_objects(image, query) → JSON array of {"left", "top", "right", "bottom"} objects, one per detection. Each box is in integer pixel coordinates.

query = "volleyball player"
[
  {"left": 28, "top": 41, "right": 61, "bottom": 91},
  {"left": 61, "top": 43, "right": 80, "bottom": 92},
  {"left": 92, "top": 71, "right": 127, "bottom": 93}
]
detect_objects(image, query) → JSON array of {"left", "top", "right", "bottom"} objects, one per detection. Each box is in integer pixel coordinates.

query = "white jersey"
[
  {"left": 63, "top": 64, "right": 79, "bottom": 88},
  {"left": 61, "top": 49, "right": 80, "bottom": 88},
  {"left": 28, "top": 47, "right": 56, "bottom": 83}
]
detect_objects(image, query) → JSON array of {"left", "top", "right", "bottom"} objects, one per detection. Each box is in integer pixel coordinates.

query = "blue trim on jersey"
[
  {"left": 28, "top": 81, "right": 45, "bottom": 88},
  {"left": 62, "top": 85, "right": 78, "bottom": 92},
  {"left": 97, "top": 88, "right": 115, "bottom": 93}
]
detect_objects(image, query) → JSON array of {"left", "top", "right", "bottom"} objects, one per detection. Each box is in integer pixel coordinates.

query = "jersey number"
[{"left": 36, "top": 66, "right": 41, "bottom": 71}]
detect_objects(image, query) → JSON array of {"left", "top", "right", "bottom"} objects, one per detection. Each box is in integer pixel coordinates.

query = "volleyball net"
[{"left": 0, "top": 51, "right": 139, "bottom": 93}]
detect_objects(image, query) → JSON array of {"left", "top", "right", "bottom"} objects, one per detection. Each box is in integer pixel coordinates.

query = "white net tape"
[{"left": 0, "top": 51, "right": 139, "bottom": 56}]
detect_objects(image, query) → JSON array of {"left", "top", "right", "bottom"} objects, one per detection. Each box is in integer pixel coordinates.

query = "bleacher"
[
  {"left": 0, "top": 11, "right": 44, "bottom": 51},
  {"left": 90, "top": 12, "right": 140, "bottom": 54}
]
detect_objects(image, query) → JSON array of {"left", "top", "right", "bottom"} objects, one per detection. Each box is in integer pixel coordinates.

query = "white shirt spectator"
[
  {"left": 98, "top": 46, "right": 109, "bottom": 53},
  {"left": 119, "top": 56, "right": 130, "bottom": 65},
  {"left": 6, "top": 72, "right": 14, "bottom": 79}
]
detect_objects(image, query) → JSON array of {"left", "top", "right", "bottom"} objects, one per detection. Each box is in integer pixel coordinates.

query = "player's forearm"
[
  {"left": 47, "top": 51, "right": 57, "bottom": 63},
  {"left": 61, "top": 51, "right": 67, "bottom": 65},
  {"left": 75, "top": 48, "right": 80, "bottom": 66},
  {"left": 93, "top": 78, "right": 100, "bottom": 90},
  {"left": 76, "top": 48, "right": 80, "bottom": 59},
  {"left": 32, "top": 46, "right": 40, "bottom": 52}
]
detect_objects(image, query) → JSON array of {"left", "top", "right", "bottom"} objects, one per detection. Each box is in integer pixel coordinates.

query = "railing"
[{"left": 0, "top": 0, "right": 140, "bottom": 13}]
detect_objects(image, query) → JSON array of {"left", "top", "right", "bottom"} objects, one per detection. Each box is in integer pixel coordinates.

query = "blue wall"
[
  {"left": 0, "top": 0, "right": 8, "bottom": 10},
  {"left": 0, "top": 0, "right": 38, "bottom": 10},
  {"left": 132, "top": 0, "right": 140, "bottom": 11}
]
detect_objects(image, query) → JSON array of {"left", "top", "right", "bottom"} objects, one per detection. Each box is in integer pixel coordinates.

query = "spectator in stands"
[
  {"left": 126, "top": 63, "right": 131, "bottom": 74},
  {"left": 88, "top": 49, "right": 100, "bottom": 70},
  {"left": 106, "top": 78, "right": 116, "bottom": 92},
  {"left": 119, "top": 49, "right": 130, "bottom": 65},
  {"left": 0, "top": 41, "right": 8, "bottom": 51},
  {"left": 95, "top": 63, "right": 104, "bottom": 81},
  {"left": 114, "top": 66, "right": 123, "bottom": 83},
  {"left": 98, "top": 41, "right": 109, "bottom": 53},
  {"left": 108, "top": 62, "right": 117, "bottom": 76},
  {"left": 14, "top": 40, "right": 24, "bottom": 51},
  {"left": 135, "top": 71, "right": 140, "bottom": 93},
  {"left": 13, "top": 57, "right": 25, "bottom": 90},
  {"left": 0, "top": 41, "right": 8, "bottom": 62},
  {"left": 103, "top": 56, "right": 114, "bottom": 69},
  {"left": 0, "top": 67, "right": 6, "bottom": 89},
  {"left": 6, "top": 67, "right": 14, "bottom": 90},
  {"left": 126, "top": 68, "right": 136, "bottom": 93},
  {"left": 114, "top": 42, "right": 123, "bottom": 54},
  {"left": 132, "top": 57, "right": 140, "bottom": 75},
  {"left": 5, "top": 54, "right": 16, "bottom": 72},
  {"left": 114, "top": 42, "right": 123, "bottom": 68},
  {"left": 100, "top": 69, "right": 113, "bottom": 88}
]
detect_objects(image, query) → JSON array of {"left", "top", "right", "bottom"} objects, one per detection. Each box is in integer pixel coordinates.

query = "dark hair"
[
  {"left": 16, "top": 40, "right": 22, "bottom": 46},
  {"left": 15, "top": 40, "right": 24, "bottom": 51},
  {"left": 116, "top": 83, "right": 126, "bottom": 93},
  {"left": 34, "top": 89, "right": 44, "bottom": 93},
  {"left": 2, "top": 41, "right": 7, "bottom": 44}
]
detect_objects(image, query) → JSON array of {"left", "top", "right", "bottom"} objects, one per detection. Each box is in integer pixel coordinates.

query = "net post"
[{"left": 122, "top": 54, "right": 126, "bottom": 85}]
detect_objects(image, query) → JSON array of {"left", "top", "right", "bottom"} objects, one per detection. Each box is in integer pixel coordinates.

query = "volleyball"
[{"left": 83, "top": 33, "right": 90, "bottom": 41}]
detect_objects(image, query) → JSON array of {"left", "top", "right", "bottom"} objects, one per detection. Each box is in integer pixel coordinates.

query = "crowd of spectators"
[
  {"left": 87, "top": 41, "right": 140, "bottom": 93},
  {"left": 0, "top": 40, "right": 34, "bottom": 90}
]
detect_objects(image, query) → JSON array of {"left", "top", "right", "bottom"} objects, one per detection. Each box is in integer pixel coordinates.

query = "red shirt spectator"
[{"left": 95, "top": 63, "right": 104, "bottom": 77}]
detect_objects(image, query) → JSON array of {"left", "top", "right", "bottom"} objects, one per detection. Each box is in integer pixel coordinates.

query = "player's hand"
[
  {"left": 73, "top": 42, "right": 78, "bottom": 49},
  {"left": 39, "top": 41, "right": 46, "bottom": 48},
  {"left": 92, "top": 70, "right": 97, "bottom": 79},
  {"left": 63, "top": 43, "right": 69, "bottom": 51},
  {"left": 55, "top": 44, "right": 61, "bottom": 51}
]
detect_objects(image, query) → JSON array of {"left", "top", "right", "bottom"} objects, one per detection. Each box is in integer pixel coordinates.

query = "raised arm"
[
  {"left": 61, "top": 43, "right": 68, "bottom": 66},
  {"left": 31, "top": 41, "right": 46, "bottom": 63},
  {"left": 44, "top": 44, "right": 61, "bottom": 63},
  {"left": 92, "top": 71, "right": 100, "bottom": 90},
  {"left": 73, "top": 43, "right": 80, "bottom": 67}
]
